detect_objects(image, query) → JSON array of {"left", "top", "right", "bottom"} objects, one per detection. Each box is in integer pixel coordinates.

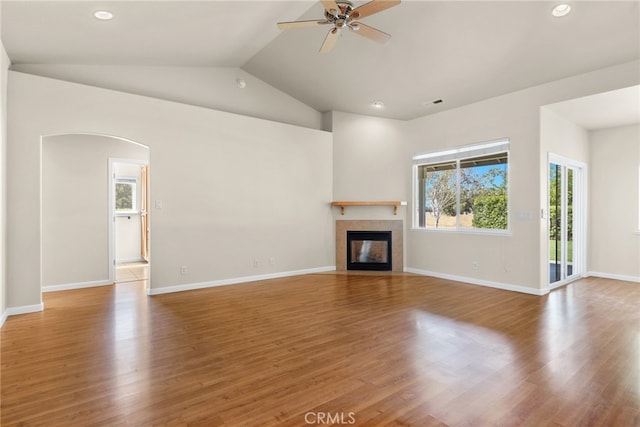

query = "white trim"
[
  {"left": 116, "top": 257, "right": 145, "bottom": 264},
  {"left": 6, "top": 303, "right": 44, "bottom": 316},
  {"left": 0, "top": 311, "right": 7, "bottom": 328},
  {"left": 147, "top": 266, "right": 336, "bottom": 296},
  {"left": 108, "top": 159, "right": 115, "bottom": 285},
  {"left": 409, "top": 227, "right": 511, "bottom": 237},
  {"left": 43, "top": 132, "right": 149, "bottom": 149},
  {"left": 587, "top": 271, "right": 640, "bottom": 283},
  {"left": 548, "top": 153, "right": 586, "bottom": 170},
  {"left": 405, "top": 267, "right": 548, "bottom": 296},
  {"left": 42, "top": 279, "right": 113, "bottom": 293},
  {"left": 412, "top": 138, "right": 509, "bottom": 163},
  {"left": 546, "top": 274, "right": 584, "bottom": 291}
]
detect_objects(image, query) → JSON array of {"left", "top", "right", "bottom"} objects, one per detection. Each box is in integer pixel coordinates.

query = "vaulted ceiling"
[{"left": 2, "top": 1, "right": 639, "bottom": 121}]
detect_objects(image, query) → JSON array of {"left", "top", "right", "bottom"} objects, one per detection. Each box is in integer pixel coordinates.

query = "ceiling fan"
[{"left": 277, "top": 0, "right": 401, "bottom": 53}]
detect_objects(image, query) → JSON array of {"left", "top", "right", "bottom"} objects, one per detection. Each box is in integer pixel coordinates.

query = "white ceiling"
[
  {"left": 2, "top": 1, "right": 639, "bottom": 121},
  {"left": 545, "top": 86, "right": 640, "bottom": 131},
  {"left": 1, "top": 1, "right": 316, "bottom": 66}
]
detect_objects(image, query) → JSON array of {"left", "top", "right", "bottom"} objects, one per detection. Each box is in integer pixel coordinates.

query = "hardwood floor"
[{"left": 1, "top": 274, "right": 638, "bottom": 426}]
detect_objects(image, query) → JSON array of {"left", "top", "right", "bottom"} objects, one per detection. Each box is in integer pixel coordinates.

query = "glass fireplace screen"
[{"left": 346, "top": 231, "right": 392, "bottom": 271}]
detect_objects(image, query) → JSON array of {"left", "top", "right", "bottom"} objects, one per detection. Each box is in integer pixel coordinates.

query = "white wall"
[
  {"left": 11, "top": 64, "right": 323, "bottom": 131},
  {"left": 332, "top": 111, "right": 409, "bottom": 203},
  {"left": 330, "top": 111, "right": 409, "bottom": 269},
  {"left": 7, "top": 71, "right": 333, "bottom": 310},
  {"left": 405, "top": 91, "right": 542, "bottom": 292},
  {"left": 325, "top": 61, "right": 638, "bottom": 294},
  {"left": 540, "top": 108, "right": 590, "bottom": 163},
  {"left": 378, "top": 61, "right": 636, "bottom": 294},
  {"left": 589, "top": 124, "right": 640, "bottom": 281},
  {"left": 42, "top": 135, "right": 149, "bottom": 288},
  {"left": 0, "top": 11, "right": 9, "bottom": 323}
]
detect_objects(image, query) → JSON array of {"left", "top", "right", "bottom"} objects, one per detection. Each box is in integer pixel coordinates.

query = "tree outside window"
[
  {"left": 415, "top": 143, "right": 509, "bottom": 231},
  {"left": 115, "top": 179, "right": 137, "bottom": 213}
]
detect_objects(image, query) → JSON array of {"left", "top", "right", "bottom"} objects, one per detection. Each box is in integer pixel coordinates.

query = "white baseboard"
[
  {"left": 42, "top": 279, "right": 113, "bottom": 293},
  {"left": 405, "top": 267, "right": 548, "bottom": 296},
  {"left": 0, "top": 310, "right": 7, "bottom": 328},
  {"left": 587, "top": 271, "right": 640, "bottom": 283},
  {"left": 147, "top": 266, "right": 336, "bottom": 296},
  {"left": 5, "top": 303, "right": 44, "bottom": 316},
  {"left": 117, "top": 258, "right": 145, "bottom": 264}
]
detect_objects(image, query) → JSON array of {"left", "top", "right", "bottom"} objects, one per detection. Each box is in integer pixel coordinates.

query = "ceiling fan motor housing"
[{"left": 325, "top": 1, "right": 355, "bottom": 24}]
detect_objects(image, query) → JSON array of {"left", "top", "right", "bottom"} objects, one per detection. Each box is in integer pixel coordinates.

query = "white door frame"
[
  {"left": 108, "top": 158, "right": 149, "bottom": 285},
  {"left": 548, "top": 153, "right": 587, "bottom": 289}
]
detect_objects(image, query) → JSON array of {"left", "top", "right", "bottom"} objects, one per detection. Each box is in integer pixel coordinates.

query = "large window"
[{"left": 413, "top": 139, "right": 509, "bottom": 231}]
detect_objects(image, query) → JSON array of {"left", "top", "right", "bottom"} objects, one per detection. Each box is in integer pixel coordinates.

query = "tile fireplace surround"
[{"left": 336, "top": 220, "right": 403, "bottom": 272}]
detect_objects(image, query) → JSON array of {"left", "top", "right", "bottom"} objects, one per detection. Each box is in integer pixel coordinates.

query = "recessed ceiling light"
[
  {"left": 236, "top": 78, "right": 247, "bottom": 89},
  {"left": 93, "top": 10, "right": 114, "bottom": 21},
  {"left": 372, "top": 101, "right": 384, "bottom": 109},
  {"left": 551, "top": 4, "right": 572, "bottom": 17}
]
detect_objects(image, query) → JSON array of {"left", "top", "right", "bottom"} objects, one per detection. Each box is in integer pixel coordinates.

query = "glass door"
[{"left": 549, "top": 157, "right": 582, "bottom": 285}]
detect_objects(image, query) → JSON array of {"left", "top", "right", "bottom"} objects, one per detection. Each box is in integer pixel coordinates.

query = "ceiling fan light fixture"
[
  {"left": 551, "top": 4, "right": 572, "bottom": 17},
  {"left": 93, "top": 10, "right": 114, "bottom": 21},
  {"left": 278, "top": 0, "right": 400, "bottom": 53}
]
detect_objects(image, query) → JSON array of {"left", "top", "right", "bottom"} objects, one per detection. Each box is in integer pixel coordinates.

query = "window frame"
[
  {"left": 637, "top": 164, "right": 640, "bottom": 234},
  {"left": 114, "top": 177, "right": 138, "bottom": 215},
  {"left": 412, "top": 138, "right": 511, "bottom": 235}
]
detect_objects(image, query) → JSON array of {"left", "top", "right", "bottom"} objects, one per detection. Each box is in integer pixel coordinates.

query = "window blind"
[{"left": 413, "top": 138, "right": 510, "bottom": 165}]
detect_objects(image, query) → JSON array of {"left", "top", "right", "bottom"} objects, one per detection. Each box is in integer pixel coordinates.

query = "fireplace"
[
  {"left": 336, "top": 220, "right": 403, "bottom": 272},
  {"left": 347, "top": 231, "right": 392, "bottom": 271}
]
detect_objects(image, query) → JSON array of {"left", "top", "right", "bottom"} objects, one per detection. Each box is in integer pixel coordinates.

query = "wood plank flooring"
[{"left": 1, "top": 274, "right": 639, "bottom": 426}]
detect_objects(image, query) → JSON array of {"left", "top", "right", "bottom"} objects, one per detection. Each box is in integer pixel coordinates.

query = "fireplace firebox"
[{"left": 346, "top": 231, "right": 392, "bottom": 271}]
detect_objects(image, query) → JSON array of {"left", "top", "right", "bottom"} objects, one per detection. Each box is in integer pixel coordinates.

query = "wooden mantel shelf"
[{"left": 331, "top": 201, "right": 406, "bottom": 215}]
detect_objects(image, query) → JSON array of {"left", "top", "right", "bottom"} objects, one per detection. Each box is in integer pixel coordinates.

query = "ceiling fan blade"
[
  {"left": 349, "top": 22, "right": 391, "bottom": 44},
  {"left": 349, "top": 0, "right": 401, "bottom": 20},
  {"left": 278, "top": 20, "right": 330, "bottom": 30},
  {"left": 320, "top": 28, "right": 341, "bottom": 53},
  {"left": 320, "top": 0, "right": 341, "bottom": 15}
]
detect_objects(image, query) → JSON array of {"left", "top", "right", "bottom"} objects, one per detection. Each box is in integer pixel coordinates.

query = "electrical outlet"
[
  {"left": 253, "top": 259, "right": 260, "bottom": 268},
  {"left": 472, "top": 261, "right": 479, "bottom": 270},
  {"left": 180, "top": 265, "right": 188, "bottom": 275},
  {"left": 269, "top": 257, "right": 275, "bottom": 266}
]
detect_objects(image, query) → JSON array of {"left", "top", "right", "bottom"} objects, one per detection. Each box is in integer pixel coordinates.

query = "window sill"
[{"left": 410, "top": 227, "right": 512, "bottom": 237}]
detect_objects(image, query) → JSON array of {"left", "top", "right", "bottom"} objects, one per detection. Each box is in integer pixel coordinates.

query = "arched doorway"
[{"left": 41, "top": 133, "right": 150, "bottom": 293}]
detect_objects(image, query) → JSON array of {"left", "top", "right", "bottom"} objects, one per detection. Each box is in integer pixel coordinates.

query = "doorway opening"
[
  {"left": 548, "top": 154, "right": 585, "bottom": 287},
  {"left": 41, "top": 134, "right": 150, "bottom": 294},
  {"left": 109, "top": 159, "right": 150, "bottom": 286}
]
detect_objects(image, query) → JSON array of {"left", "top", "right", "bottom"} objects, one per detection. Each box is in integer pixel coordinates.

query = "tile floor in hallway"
[{"left": 115, "top": 262, "right": 149, "bottom": 283}]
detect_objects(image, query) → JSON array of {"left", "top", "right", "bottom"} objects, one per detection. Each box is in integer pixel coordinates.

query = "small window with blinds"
[{"left": 413, "top": 139, "right": 509, "bottom": 232}]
